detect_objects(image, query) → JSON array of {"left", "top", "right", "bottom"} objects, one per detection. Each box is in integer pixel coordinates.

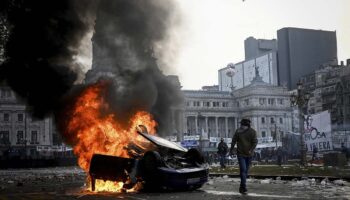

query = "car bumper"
[{"left": 156, "top": 167, "right": 209, "bottom": 189}]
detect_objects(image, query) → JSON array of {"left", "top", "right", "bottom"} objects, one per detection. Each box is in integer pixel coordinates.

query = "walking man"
[
  {"left": 230, "top": 119, "right": 258, "bottom": 194},
  {"left": 217, "top": 138, "right": 228, "bottom": 168}
]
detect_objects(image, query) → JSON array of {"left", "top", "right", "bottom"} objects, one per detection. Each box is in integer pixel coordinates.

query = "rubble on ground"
[{"left": 0, "top": 166, "right": 85, "bottom": 189}]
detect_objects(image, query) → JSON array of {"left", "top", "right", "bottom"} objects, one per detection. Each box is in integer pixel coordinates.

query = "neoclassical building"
[
  {"left": 0, "top": 86, "right": 58, "bottom": 158},
  {"left": 178, "top": 89, "right": 237, "bottom": 149},
  {"left": 177, "top": 72, "right": 295, "bottom": 150}
]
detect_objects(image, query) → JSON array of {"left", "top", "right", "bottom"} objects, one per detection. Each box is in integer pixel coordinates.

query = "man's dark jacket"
[
  {"left": 218, "top": 141, "right": 228, "bottom": 155},
  {"left": 231, "top": 127, "right": 258, "bottom": 157}
]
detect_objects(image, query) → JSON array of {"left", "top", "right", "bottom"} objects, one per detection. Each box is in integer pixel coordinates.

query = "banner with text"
[{"left": 304, "top": 111, "right": 333, "bottom": 152}]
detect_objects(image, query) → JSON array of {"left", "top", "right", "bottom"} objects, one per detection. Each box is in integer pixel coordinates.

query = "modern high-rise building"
[
  {"left": 277, "top": 27, "right": 338, "bottom": 89},
  {"left": 244, "top": 37, "right": 277, "bottom": 60},
  {"left": 219, "top": 36, "right": 278, "bottom": 92}
]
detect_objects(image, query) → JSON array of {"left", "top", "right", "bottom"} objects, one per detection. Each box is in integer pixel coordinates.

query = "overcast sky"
[{"left": 170, "top": 0, "right": 350, "bottom": 90}]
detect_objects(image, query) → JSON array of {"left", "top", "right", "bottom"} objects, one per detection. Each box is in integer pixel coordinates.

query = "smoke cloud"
[
  {"left": 86, "top": 0, "right": 184, "bottom": 134},
  {"left": 1, "top": 0, "right": 183, "bottom": 135},
  {"left": 0, "top": 0, "right": 97, "bottom": 117}
]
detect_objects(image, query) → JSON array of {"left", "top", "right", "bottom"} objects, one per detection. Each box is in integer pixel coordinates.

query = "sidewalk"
[{"left": 209, "top": 163, "right": 350, "bottom": 181}]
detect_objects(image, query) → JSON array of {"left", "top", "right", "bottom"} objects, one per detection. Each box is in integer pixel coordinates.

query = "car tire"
[{"left": 185, "top": 148, "right": 204, "bottom": 166}]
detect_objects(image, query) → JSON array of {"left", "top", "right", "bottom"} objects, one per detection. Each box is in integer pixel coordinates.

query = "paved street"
[{"left": 1, "top": 167, "right": 350, "bottom": 199}]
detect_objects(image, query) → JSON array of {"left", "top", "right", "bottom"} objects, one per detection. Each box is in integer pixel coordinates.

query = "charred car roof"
[{"left": 137, "top": 125, "right": 187, "bottom": 153}]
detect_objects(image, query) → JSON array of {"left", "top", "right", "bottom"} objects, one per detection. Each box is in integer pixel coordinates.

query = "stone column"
[
  {"left": 205, "top": 117, "right": 208, "bottom": 135},
  {"left": 179, "top": 111, "right": 185, "bottom": 141},
  {"left": 215, "top": 117, "right": 218, "bottom": 137},
  {"left": 195, "top": 115, "right": 198, "bottom": 134},
  {"left": 225, "top": 117, "right": 228, "bottom": 138},
  {"left": 184, "top": 115, "right": 188, "bottom": 134}
]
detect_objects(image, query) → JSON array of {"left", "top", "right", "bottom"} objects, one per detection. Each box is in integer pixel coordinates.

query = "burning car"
[{"left": 89, "top": 125, "right": 209, "bottom": 191}]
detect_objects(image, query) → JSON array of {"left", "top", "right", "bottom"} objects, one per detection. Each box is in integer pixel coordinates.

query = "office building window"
[
  {"left": 0, "top": 131, "right": 10, "bottom": 144},
  {"left": 278, "top": 99, "right": 284, "bottom": 105},
  {"left": 4, "top": 113, "right": 9, "bottom": 122},
  {"left": 245, "top": 99, "right": 249, "bottom": 105},
  {"left": 17, "top": 131, "right": 24, "bottom": 144},
  {"left": 193, "top": 101, "right": 200, "bottom": 107},
  {"left": 259, "top": 98, "right": 266, "bottom": 105},
  {"left": 213, "top": 102, "right": 220, "bottom": 107},
  {"left": 262, "top": 131, "right": 266, "bottom": 138},
  {"left": 279, "top": 118, "right": 283, "bottom": 124},
  {"left": 261, "top": 117, "right": 265, "bottom": 124},
  {"left": 18, "top": 114, "right": 24, "bottom": 122},
  {"left": 31, "top": 131, "right": 38, "bottom": 144},
  {"left": 270, "top": 117, "right": 275, "bottom": 124}
]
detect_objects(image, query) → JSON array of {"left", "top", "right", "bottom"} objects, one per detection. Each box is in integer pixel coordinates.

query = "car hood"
[{"left": 137, "top": 131, "right": 187, "bottom": 153}]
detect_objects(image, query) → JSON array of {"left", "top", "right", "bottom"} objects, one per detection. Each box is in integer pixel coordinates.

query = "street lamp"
[
  {"left": 197, "top": 112, "right": 203, "bottom": 152},
  {"left": 226, "top": 63, "right": 235, "bottom": 95},
  {"left": 270, "top": 123, "right": 279, "bottom": 149},
  {"left": 290, "top": 80, "right": 310, "bottom": 166}
]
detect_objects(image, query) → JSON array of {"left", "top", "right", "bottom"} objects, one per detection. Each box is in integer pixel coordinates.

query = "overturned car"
[{"left": 89, "top": 125, "right": 209, "bottom": 191}]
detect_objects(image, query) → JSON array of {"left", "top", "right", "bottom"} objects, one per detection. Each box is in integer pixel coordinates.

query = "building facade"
[
  {"left": 301, "top": 60, "right": 350, "bottom": 127},
  {"left": 179, "top": 72, "right": 295, "bottom": 151},
  {"left": 277, "top": 27, "right": 338, "bottom": 90},
  {"left": 179, "top": 89, "right": 237, "bottom": 150},
  {"left": 232, "top": 75, "right": 294, "bottom": 142},
  {"left": 218, "top": 51, "right": 278, "bottom": 91},
  {"left": 0, "top": 86, "right": 57, "bottom": 159},
  {"left": 334, "top": 72, "right": 350, "bottom": 131}
]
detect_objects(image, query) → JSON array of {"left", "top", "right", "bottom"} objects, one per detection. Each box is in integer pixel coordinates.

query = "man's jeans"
[
  {"left": 219, "top": 154, "right": 226, "bottom": 168},
  {"left": 238, "top": 156, "right": 252, "bottom": 189}
]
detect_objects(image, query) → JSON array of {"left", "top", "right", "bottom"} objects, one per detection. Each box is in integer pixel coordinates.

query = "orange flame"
[
  {"left": 63, "top": 81, "right": 157, "bottom": 192},
  {"left": 86, "top": 178, "right": 143, "bottom": 193}
]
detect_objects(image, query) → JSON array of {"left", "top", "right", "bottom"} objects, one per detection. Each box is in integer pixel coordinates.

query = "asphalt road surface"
[{"left": 1, "top": 167, "right": 350, "bottom": 200}]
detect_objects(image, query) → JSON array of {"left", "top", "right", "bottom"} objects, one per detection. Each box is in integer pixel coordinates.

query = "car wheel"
[{"left": 185, "top": 148, "right": 204, "bottom": 165}]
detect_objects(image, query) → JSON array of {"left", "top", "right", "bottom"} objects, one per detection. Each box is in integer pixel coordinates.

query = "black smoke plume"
[
  {"left": 85, "top": 0, "right": 183, "bottom": 134},
  {"left": 0, "top": 0, "right": 96, "bottom": 117},
  {"left": 1, "top": 0, "right": 183, "bottom": 135}
]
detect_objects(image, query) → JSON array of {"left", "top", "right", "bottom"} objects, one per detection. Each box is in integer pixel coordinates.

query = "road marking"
[{"left": 205, "top": 190, "right": 305, "bottom": 199}]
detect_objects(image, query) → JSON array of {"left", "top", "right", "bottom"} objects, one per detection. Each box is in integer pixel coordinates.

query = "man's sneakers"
[{"left": 239, "top": 187, "right": 247, "bottom": 194}]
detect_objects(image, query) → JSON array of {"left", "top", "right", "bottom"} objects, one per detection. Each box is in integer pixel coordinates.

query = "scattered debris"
[
  {"left": 333, "top": 179, "right": 346, "bottom": 186},
  {"left": 207, "top": 180, "right": 214, "bottom": 185},
  {"left": 291, "top": 180, "right": 309, "bottom": 187},
  {"left": 260, "top": 179, "right": 272, "bottom": 184},
  {"left": 310, "top": 178, "right": 316, "bottom": 186}
]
